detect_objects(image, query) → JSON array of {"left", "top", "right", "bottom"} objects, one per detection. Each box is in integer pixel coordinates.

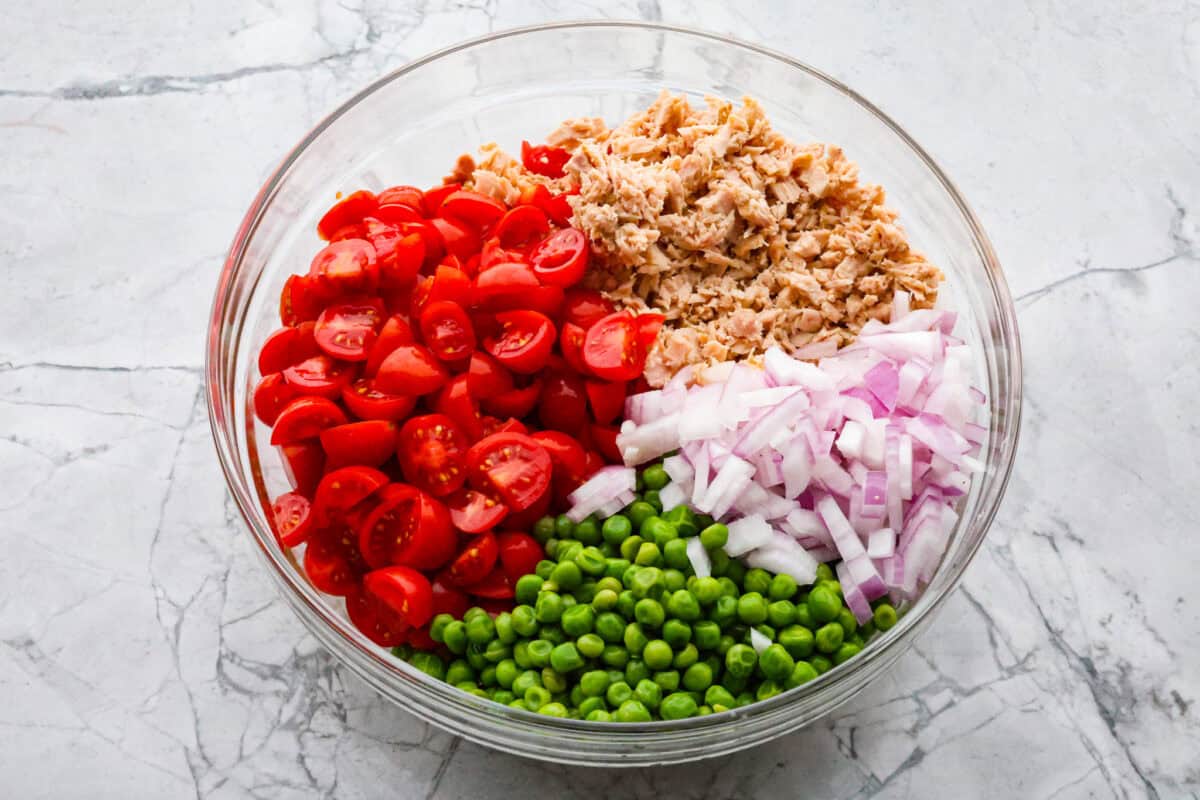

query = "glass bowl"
[{"left": 206, "top": 21, "right": 1021, "bottom": 766}]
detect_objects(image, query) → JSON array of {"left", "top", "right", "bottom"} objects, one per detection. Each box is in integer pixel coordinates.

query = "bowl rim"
[{"left": 206, "top": 19, "right": 1022, "bottom": 739}]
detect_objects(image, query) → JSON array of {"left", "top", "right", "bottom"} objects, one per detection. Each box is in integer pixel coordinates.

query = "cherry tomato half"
[
  {"left": 562, "top": 290, "right": 616, "bottom": 329},
  {"left": 272, "top": 491, "right": 314, "bottom": 547},
  {"left": 440, "top": 190, "right": 506, "bottom": 230},
  {"left": 635, "top": 312, "right": 666, "bottom": 349},
  {"left": 433, "top": 375, "right": 484, "bottom": 442},
  {"left": 341, "top": 379, "right": 417, "bottom": 422},
  {"left": 582, "top": 312, "right": 646, "bottom": 381},
  {"left": 346, "top": 585, "right": 408, "bottom": 647},
  {"left": 538, "top": 372, "right": 589, "bottom": 434},
  {"left": 470, "top": 262, "right": 541, "bottom": 311},
  {"left": 318, "top": 190, "right": 378, "bottom": 240},
  {"left": 463, "top": 567, "right": 514, "bottom": 600},
  {"left": 496, "top": 532, "right": 543, "bottom": 583},
  {"left": 378, "top": 185, "right": 424, "bottom": 209},
  {"left": 446, "top": 487, "right": 509, "bottom": 534},
  {"left": 270, "top": 397, "right": 348, "bottom": 445},
  {"left": 520, "top": 140, "right": 570, "bottom": 179},
  {"left": 430, "top": 217, "right": 480, "bottom": 262},
  {"left": 314, "top": 299, "right": 386, "bottom": 362},
  {"left": 358, "top": 484, "right": 455, "bottom": 570},
  {"left": 484, "top": 310, "right": 555, "bottom": 374},
  {"left": 422, "top": 183, "right": 460, "bottom": 217},
  {"left": 419, "top": 300, "right": 475, "bottom": 363},
  {"left": 466, "top": 351, "right": 514, "bottom": 397},
  {"left": 364, "top": 314, "right": 416, "bottom": 377},
  {"left": 397, "top": 414, "right": 468, "bottom": 497},
  {"left": 467, "top": 432, "right": 552, "bottom": 512},
  {"left": 375, "top": 344, "right": 450, "bottom": 396},
  {"left": 313, "top": 465, "right": 389, "bottom": 526},
  {"left": 529, "top": 228, "right": 589, "bottom": 287},
  {"left": 363, "top": 220, "right": 424, "bottom": 289},
  {"left": 430, "top": 575, "right": 471, "bottom": 619},
  {"left": 279, "top": 441, "right": 325, "bottom": 496},
  {"left": 480, "top": 378, "right": 542, "bottom": 419},
  {"left": 258, "top": 322, "right": 319, "bottom": 375},
  {"left": 303, "top": 526, "right": 364, "bottom": 596},
  {"left": 363, "top": 565, "right": 434, "bottom": 629},
  {"left": 588, "top": 424, "right": 623, "bottom": 464},
  {"left": 254, "top": 372, "right": 297, "bottom": 426},
  {"left": 280, "top": 274, "right": 327, "bottom": 326},
  {"left": 479, "top": 238, "right": 527, "bottom": 271},
  {"left": 282, "top": 354, "right": 356, "bottom": 399},
  {"left": 308, "top": 238, "right": 379, "bottom": 295},
  {"left": 446, "top": 532, "right": 499, "bottom": 587},
  {"left": 494, "top": 205, "right": 550, "bottom": 249},
  {"left": 319, "top": 420, "right": 398, "bottom": 469},
  {"left": 530, "top": 430, "right": 589, "bottom": 488},
  {"left": 585, "top": 379, "right": 627, "bottom": 426}
]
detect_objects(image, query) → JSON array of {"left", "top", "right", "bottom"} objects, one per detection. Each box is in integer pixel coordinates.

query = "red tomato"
[
  {"left": 446, "top": 532, "right": 499, "bottom": 587},
  {"left": 529, "top": 228, "right": 588, "bottom": 287},
  {"left": 358, "top": 484, "right": 455, "bottom": 570},
  {"left": 520, "top": 140, "right": 570, "bottom": 179},
  {"left": 426, "top": 264, "right": 472, "bottom": 308},
  {"left": 582, "top": 312, "right": 646, "bottom": 381},
  {"left": 303, "top": 527, "right": 363, "bottom": 596},
  {"left": 479, "top": 237, "right": 527, "bottom": 270},
  {"left": 494, "top": 205, "right": 550, "bottom": 249},
  {"left": 466, "top": 352, "right": 514, "bottom": 397},
  {"left": 429, "top": 217, "right": 480, "bottom": 262},
  {"left": 464, "top": 567, "right": 514, "bottom": 599},
  {"left": 419, "top": 300, "right": 475, "bottom": 362},
  {"left": 562, "top": 290, "right": 616, "bottom": 329},
  {"left": 362, "top": 220, "right": 424, "bottom": 289},
  {"left": 308, "top": 238, "right": 379, "bottom": 295},
  {"left": 558, "top": 322, "right": 590, "bottom": 375},
  {"left": 314, "top": 300, "right": 385, "bottom": 362},
  {"left": 430, "top": 575, "right": 471, "bottom": 619},
  {"left": 341, "top": 379, "right": 417, "bottom": 422},
  {"left": 327, "top": 222, "right": 366, "bottom": 242},
  {"left": 282, "top": 354, "right": 356, "bottom": 399},
  {"left": 398, "top": 221, "right": 444, "bottom": 267},
  {"left": 397, "top": 413, "right": 469, "bottom": 497},
  {"left": 538, "top": 188, "right": 576, "bottom": 227},
  {"left": 524, "top": 285, "right": 565, "bottom": 319},
  {"left": 406, "top": 625, "right": 438, "bottom": 650},
  {"left": 496, "top": 532, "right": 543, "bottom": 583},
  {"left": 422, "top": 183, "right": 460, "bottom": 217},
  {"left": 270, "top": 397, "right": 348, "bottom": 445},
  {"left": 529, "top": 430, "right": 588, "bottom": 485},
  {"left": 446, "top": 487, "right": 509, "bottom": 534},
  {"left": 318, "top": 190, "right": 378, "bottom": 240},
  {"left": 483, "top": 417, "right": 529, "bottom": 437},
  {"left": 272, "top": 491, "right": 314, "bottom": 547},
  {"left": 364, "top": 566, "right": 434, "bottom": 629},
  {"left": 378, "top": 185, "right": 424, "bottom": 209},
  {"left": 433, "top": 375, "right": 484, "bottom": 441},
  {"left": 313, "top": 466, "right": 389, "bottom": 525},
  {"left": 484, "top": 310, "right": 555, "bottom": 374},
  {"left": 345, "top": 586, "right": 408, "bottom": 647},
  {"left": 375, "top": 344, "right": 449, "bottom": 396},
  {"left": 440, "top": 190, "right": 506, "bottom": 230},
  {"left": 279, "top": 441, "right": 325, "bottom": 495},
  {"left": 635, "top": 312, "right": 666, "bottom": 349},
  {"left": 364, "top": 314, "right": 416, "bottom": 377},
  {"left": 589, "top": 424, "right": 623, "bottom": 463},
  {"left": 258, "top": 322, "right": 319, "bottom": 375},
  {"left": 319, "top": 420, "right": 398, "bottom": 469},
  {"left": 467, "top": 432, "right": 552, "bottom": 512},
  {"left": 479, "top": 379, "right": 542, "bottom": 419},
  {"left": 280, "top": 274, "right": 327, "bottom": 326},
  {"left": 375, "top": 203, "right": 425, "bottom": 228},
  {"left": 470, "top": 262, "right": 540, "bottom": 311},
  {"left": 585, "top": 379, "right": 626, "bottom": 426},
  {"left": 503, "top": 483, "right": 551, "bottom": 531},
  {"left": 538, "top": 372, "right": 589, "bottom": 434},
  {"left": 253, "top": 372, "right": 297, "bottom": 426},
  {"left": 582, "top": 449, "right": 605, "bottom": 477}
]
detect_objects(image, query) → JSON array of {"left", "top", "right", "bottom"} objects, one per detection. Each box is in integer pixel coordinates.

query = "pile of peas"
[{"left": 394, "top": 463, "right": 901, "bottom": 722}]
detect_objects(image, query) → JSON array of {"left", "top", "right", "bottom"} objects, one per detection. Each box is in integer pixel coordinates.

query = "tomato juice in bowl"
[{"left": 207, "top": 22, "right": 1020, "bottom": 764}]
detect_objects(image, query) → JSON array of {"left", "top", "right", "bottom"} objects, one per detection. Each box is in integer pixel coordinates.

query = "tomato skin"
[
  {"left": 375, "top": 203, "right": 424, "bottom": 227},
  {"left": 470, "top": 262, "right": 541, "bottom": 311},
  {"left": 363, "top": 220, "right": 424, "bottom": 289},
  {"left": 556, "top": 322, "right": 590, "bottom": 377},
  {"left": 585, "top": 379, "right": 627, "bottom": 426},
  {"left": 318, "top": 190, "right": 377, "bottom": 240},
  {"left": 440, "top": 190, "right": 506, "bottom": 230},
  {"left": 430, "top": 576, "right": 471, "bottom": 619},
  {"left": 357, "top": 484, "right": 456, "bottom": 570},
  {"left": 582, "top": 449, "right": 605, "bottom": 478},
  {"left": 464, "top": 567, "right": 514, "bottom": 600},
  {"left": 308, "top": 238, "right": 379, "bottom": 295},
  {"left": 467, "top": 432, "right": 552, "bottom": 512},
  {"left": 445, "top": 531, "right": 499, "bottom": 587},
  {"left": 466, "top": 352, "right": 514, "bottom": 398},
  {"left": 433, "top": 375, "right": 484, "bottom": 441},
  {"left": 424, "top": 264, "right": 473, "bottom": 310},
  {"left": 422, "top": 183, "right": 460, "bottom": 217},
  {"left": 346, "top": 586, "right": 408, "bottom": 647},
  {"left": 562, "top": 290, "right": 616, "bottom": 329},
  {"left": 279, "top": 441, "right": 325, "bottom": 496},
  {"left": 272, "top": 492, "right": 315, "bottom": 547},
  {"left": 524, "top": 285, "right": 565, "bottom": 319},
  {"left": 280, "top": 274, "right": 328, "bottom": 326},
  {"left": 503, "top": 483, "right": 551, "bottom": 531},
  {"left": 314, "top": 299, "right": 386, "bottom": 362},
  {"left": 319, "top": 420, "right": 398, "bottom": 469},
  {"left": 254, "top": 372, "right": 297, "bottom": 426},
  {"left": 529, "top": 228, "right": 589, "bottom": 287},
  {"left": 396, "top": 413, "right": 469, "bottom": 497},
  {"left": 480, "top": 378, "right": 542, "bottom": 419},
  {"left": 312, "top": 466, "right": 389, "bottom": 526},
  {"left": 303, "top": 527, "right": 364, "bottom": 596},
  {"left": 282, "top": 354, "right": 356, "bottom": 399},
  {"left": 484, "top": 310, "right": 556, "bottom": 374},
  {"left": 364, "top": 314, "right": 416, "bottom": 377},
  {"left": 520, "top": 140, "right": 570, "bottom": 179},
  {"left": 537, "top": 372, "right": 589, "bottom": 434},
  {"left": 398, "top": 221, "right": 444, "bottom": 268},
  {"left": 588, "top": 424, "right": 623, "bottom": 463},
  {"left": 429, "top": 217, "right": 481, "bottom": 262},
  {"left": 378, "top": 185, "right": 424, "bottom": 209},
  {"left": 419, "top": 300, "right": 476, "bottom": 363},
  {"left": 582, "top": 312, "right": 646, "bottom": 381},
  {"left": 375, "top": 344, "right": 450, "bottom": 396},
  {"left": 479, "top": 238, "right": 527, "bottom": 271},
  {"left": 270, "top": 397, "right": 348, "bottom": 445},
  {"left": 364, "top": 566, "right": 434, "bottom": 629},
  {"left": 635, "top": 312, "right": 665, "bottom": 349},
  {"left": 530, "top": 430, "right": 588, "bottom": 485},
  {"left": 494, "top": 205, "right": 550, "bottom": 248},
  {"left": 341, "top": 379, "right": 417, "bottom": 422},
  {"left": 446, "top": 487, "right": 508, "bottom": 534},
  {"left": 496, "top": 532, "right": 543, "bottom": 583},
  {"left": 537, "top": 188, "right": 576, "bottom": 227},
  {"left": 259, "top": 322, "right": 319, "bottom": 375}
]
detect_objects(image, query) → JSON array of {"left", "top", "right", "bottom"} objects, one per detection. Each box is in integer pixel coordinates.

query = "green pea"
[
  {"left": 491, "top": 689, "right": 515, "bottom": 705},
  {"left": 410, "top": 652, "right": 445, "bottom": 680},
  {"left": 595, "top": 575, "right": 622, "bottom": 594},
  {"left": 445, "top": 659, "right": 475, "bottom": 686},
  {"left": 632, "top": 679, "right": 661, "bottom": 710},
  {"left": 569, "top": 685, "right": 586, "bottom": 707},
  {"left": 642, "top": 490, "right": 663, "bottom": 512},
  {"left": 605, "top": 558, "right": 632, "bottom": 581},
  {"left": 524, "top": 684, "right": 552, "bottom": 710},
  {"left": 716, "top": 634, "right": 737, "bottom": 656},
  {"left": 481, "top": 664, "right": 500, "bottom": 687},
  {"left": 725, "top": 644, "right": 757, "bottom": 678},
  {"left": 672, "top": 643, "right": 699, "bottom": 670},
  {"left": 601, "top": 644, "right": 629, "bottom": 669},
  {"left": 834, "top": 642, "right": 862, "bottom": 665},
  {"left": 642, "top": 463, "right": 670, "bottom": 491},
  {"left": 724, "top": 560, "right": 746, "bottom": 586},
  {"left": 625, "top": 659, "right": 651, "bottom": 686},
  {"left": 533, "top": 516, "right": 556, "bottom": 544},
  {"left": 725, "top": 673, "right": 749, "bottom": 696},
  {"left": 692, "top": 620, "right": 721, "bottom": 651},
  {"left": 711, "top": 595, "right": 738, "bottom": 628},
  {"left": 708, "top": 548, "right": 731, "bottom": 577},
  {"left": 766, "top": 573, "right": 797, "bottom": 601},
  {"left": 579, "top": 696, "right": 607, "bottom": 716},
  {"left": 430, "top": 613, "right": 455, "bottom": 644},
  {"left": 495, "top": 658, "right": 519, "bottom": 689},
  {"left": 815, "top": 562, "right": 835, "bottom": 582},
  {"left": 602, "top": 515, "right": 633, "bottom": 547},
  {"left": 807, "top": 586, "right": 842, "bottom": 624},
  {"left": 836, "top": 607, "right": 858, "bottom": 636},
  {"left": 635, "top": 598, "right": 666, "bottom": 629},
  {"left": 811, "top": 655, "right": 833, "bottom": 674},
  {"left": 817, "top": 579, "right": 843, "bottom": 599},
  {"left": 541, "top": 667, "right": 568, "bottom": 693},
  {"left": 624, "top": 622, "right": 649, "bottom": 655},
  {"left": 756, "top": 679, "right": 782, "bottom": 702},
  {"left": 758, "top": 644, "right": 795, "bottom": 682},
  {"left": 551, "top": 514, "right": 573, "bottom": 539},
  {"left": 534, "top": 559, "right": 556, "bottom": 580},
  {"left": 859, "top": 620, "right": 877, "bottom": 640},
  {"left": 662, "top": 505, "right": 698, "bottom": 537},
  {"left": 561, "top": 604, "right": 595, "bottom": 637},
  {"left": 662, "top": 619, "right": 692, "bottom": 649},
  {"left": 627, "top": 501, "right": 656, "bottom": 529},
  {"left": 705, "top": 684, "right": 736, "bottom": 708},
  {"left": 599, "top": 542, "right": 617, "bottom": 558},
  {"left": 663, "top": 568, "right": 687, "bottom": 593},
  {"left": 525, "top": 639, "right": 552, "bottom": 669},
  {"left": 693, "top": 577, "right": 722, "bottom": 606},
  {"left": 484, "top": 639, "right": 511, "bottom": 663},
  {"left": 741, "top": 567, "right": 770, "bottom": 595},
  {"left": 390, "top": 644, "right": 413, "bottom": 661},
  {"left": 572, "top": 515, "right": 601, "bottom": 544},
  {"left": 508, "top": 699, "right": 528, "bottom": 711},
  {"left": 659, "top": 692, "right": 698, "bottom": 720},
  {"left": 535, "top": 592, "right": 564, "bottom": 624},
  {"left": 494, "top": 612, "right": 517, "bottom": 645},
  {"left": 577, "top": 669, "right": 610, "bottom": 698},
  {"left": 614, "top": 699, "right": 652, "bottom": 722},
  {"left": 778, "top": 625, "right": 815, "bottom": 659},
  {"left": 667, "top": 589, "right": 702, "bottom": 621},
  {"left": 642, "top": 639, "right": 673, "bottom": 670},
  {"left": 644, "top": 518, "right": 679, "bottom": 549},
  {"left": 767, "top": 600, "right": 797, "bottom": 629},
  {"left": 575, "top": 580, "right": 598, "bottom": 605},
  {"left": 585, "top": 588, "right": 614, "bottom": 613},
  {"left": 561, "top": 594, "right": 577, "bottom": 609},
  {"left": 780, "top": 659, "right": 817, "bottom": 689},
  {"left": 873, "top": 603, "right": 898, "bottom": 631},
  {"left": 815, "top": 622, "right": 844, "bottom": 654},
  {"left": 630, "top": 567, "right": 664, "bottom": 600},
  {"left": 512, "top": 641, "right": 532, "bottom": 669},
  {"left": 606, "top": 680, "right": 634, "bottom": 707},
  {"left": 635, "top": 541, "right": 663, "bottom": 567},
  {"left": 577, "top": 633, "right": 605, "bottom": 659},
  {"left": 679, "top": 662, "right": 712, "bottom": 692},
  {"left": 466, "top": 614, "right": 495, "bottom": 646},
  {"left": 455, "top": 680, "right": 481, "bottom": 695},
  {"left": 544, "top": 539, "right": 559, "bottom": 559},
  {"left": 586, "top": 709, "right": 612, "bottom": 721},
  {"left": 557, "top": 541, "right": 584, "bottom": 565},
  {"left": 619, "top": 535, "right": 644, "bottom": 562},
  {"left": 513, "top": 574, "right": 542, "bottom": 605},
  {"left": 616, "top": 590, "right": 637, "bottom": 618},
  {"left": 570, "top": 549, "right": 604, "bottom": 579},
  {"left": 717, "top": 577, "right": 739, "bottom": 597},
  {"left": 794, "top": 602, "right": 815, "bottom": 629},
  {"left": 539, "top": 625, "right": 566, "bottom": 644},
  {"left": 549, "top": 642, "right": 584, "bottom": 673},
  {"left": 652, "top": 669, "right": 680, "bottom": 693},
  {"left": 587, "top": 611, "right": 620, "bottom": 644},
  {"left": 736, "top": 592, "right": 768, "bottom": 625},
  {"left": 699, "top": 523, "right": 729, "bottom": 551},
  {"left": 549, "top": 561, "right": 581, "bottom": 592}
]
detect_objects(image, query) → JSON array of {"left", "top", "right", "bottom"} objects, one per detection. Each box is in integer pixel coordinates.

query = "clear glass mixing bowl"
[{"left": 206, "top": 21, "right": 1022, "bottom": 766}]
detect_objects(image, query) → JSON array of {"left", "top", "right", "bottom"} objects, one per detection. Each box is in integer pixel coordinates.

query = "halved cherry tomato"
[
  {"left": 341, "top": 379, "right": 417, "bottom": 422},
  {"left": 346, "top": 586, "right": 408, "bottom": 647},
  {"left": 538, "top": 372, "right": 589, "bottom": 434},
  {"left": 258, "top": 322, "right": 319, "bottom": 375},
  {"left": 253, "top": 372, "right": 297, "bottom": 426},
  {"left": 585, "top": 379, "right": 626, "bottom": 426},
  {"left": 364, "top": 314, "right": 415, "bottom": 377},
  {"left": 479, "top": 237, "right": 527, "bottom": 270},
  {"left": 426, "top": 264, "right": 472, "bottom": 308},
  {"left": 282, "top": 354, "right": 356, "bottom": 399},
  {"left": 419, "top": 300, "right": 475, "bottom": 362},
  {"left": 582, "top": 449, "right": 605, "bottom": 477},
  {"left": 588, "top": 424, "right": 623, "bottom": 463},
  {"left": 440, "top": 190, "right": 506, "bottom": 230},
  {"left": 430, "top": 575, "right": 471, "bottom": 619},
  {"left": 529, "top": 228, "right": 588, "bottom": 287},
  {"left": 467, "top": 432, "right": 552, "bottom": 512},
  {"left": 358, "top": 484, "right": 455, "bottom": 570},
  {"left": 470, "top": 261, "right": 541, "bottom": 311},
  {"left": 562, "top": 289, "right": 616, "bottom": 328},
  {"left": 397, "top": 413, "right": 468, "bottom": 497},
  {"left": 272, "top": 491, "right": 314, "bottom": 547},
  {"left": 503, "top": 482, "right": 551, "bottom": 530},
  {"left": 308, "top": 238, "right": 379, "bottom": 295},
  {"left": 398, "top": 221, "right": 444, "bottom": 267},
  {"left": 406, "top": 625, "right": 438, "bottom": 650},
  {"left": 327, "top": 222, "right": 366, "bottom": 242},
  {"left": 484, "top": 310, "right": 555, "bottom": 374},
  {"left": 280, "top": 274, "right": 327, "bottom": 326},
  {"left": 464, "top": 567, "right": 514, "bottom": 599},
  {"left": 279, "top": 441, "right": 325, "bottom": 495},
  {"left": 319, "top": 420, "right": 398, "bottom": 469},
  {"left": 446, "top": 531, "right": 498, "bottom": 587},
  {"left": 313, "top": 466, "right": 389, "bottom": 525},
  {"left": 479, "top": 378, "right": 542, "bottom": 419},
  {"left": 559, "top": 322, "right": 590, "bottom": 375},
  {"left": 303, "top": 526, "right": 363, "bottom": 596},
  {"left": 446, "top": 487, "right": 508, "bottom": 534},
  {"left": 364, "top": 566, "right": 434, "bottom": 629},
  {"left": 318, "top": 190, "right": 378, "bottom": 241},
  {"left": 375, "top": 204, "right": 425, "bottom": 230},
  {"left": 539, "top": 188, "right": 576, "bottom": 227},
  {"left": 482, "top": 417, "right": 530, "bottom": 437},
  {"left": 494, "top": 205, "right": 550, "bottom": 249},
  {"left": 375, "top": 344, "right": 449, "bottom": 396},
  {"left": 378, "top": 185, "right": 424, "bottom": 209},
  {"left": 520, "top": 140, "right": 570, "bottom": 179},
  {"left": 582, "top": 312, "right": 647, "bottom": 381},
  {"left": 314, "top": 300, "right": 385, "bottom": 361},
  {"left": 530, "top": 430, "right": 589, "bottom": 487},
  {"left": 429, "top": 217, "right": 480, "bottom": 262},
  {"left": 496, "top": 532, "right": 543, "bottom": 583},
  {"left": 466, "top": 351, "right": 514, "bottom": 397},
  {"left": 270, "top": 397, "right": 348, "bottom": 445},
  {"left": 524, "top": 285, "right": 565, "bottom": 319},
  {"left": 422, "top": 183, "right": 460, "bottom": 217},
  {"left": 362, "top": 220, "right": 424, "bottom": 289},
  {"left": 433, "top": 375, "right": 484, "bottom": 441},
  {"left": 635, "top": 312, "right": 666, "bottom": 349}
]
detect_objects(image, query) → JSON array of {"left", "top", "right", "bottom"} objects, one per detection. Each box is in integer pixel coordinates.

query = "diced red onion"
[
  {"left": 724, "top": 514, "right": 773, "bottom": 557},
  {"left": 816, "top": 494, "right": 866, "bottom": 561},
  {"left": 686, "top": 537, "right": 711, "bottom": 579},
  {"left": 749, "top": 626, "right": 772, "bottom": 655},
  {"left": 866, "top": 527, "right": 895, "bottom": 559},
  {"left": 703, "top": 456, "right": 755, "bottom": 519},
  {"left": 744, "top": 533, "right": 819, "bottom": 585},
  {"left": 790, "top": 338, "right": 839, "bottom": 360},
  {"left": 658, "top": 482, "right": 688, "bottom": 513},
  {"left": 617, "top": 412, "right": 681, "bottom": 466},
  {"left": 784, "top": 508, "right": 832, "bottom": 547},
  {"left": 662, "top": 455, "right": 694, "bottom": 486},
  {"left": 864, "top": 360, "right": 900, "bottom": 411},
  {"left": 567, "top": 467, "right": 637, "bottom": 522},
  {"left": 892, "top": 290, "right": 911, "bottom": 321},
  {"left": 812, "top": 455, "right": 854, "bottom": 496},
  {"left": 836, "top": 560, "right": 874, "bottom": 625}
]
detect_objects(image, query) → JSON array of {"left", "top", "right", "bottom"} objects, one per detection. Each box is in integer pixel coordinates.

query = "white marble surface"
[{"left": 2, "top": 1, "right": 1197, "bottom": 797}]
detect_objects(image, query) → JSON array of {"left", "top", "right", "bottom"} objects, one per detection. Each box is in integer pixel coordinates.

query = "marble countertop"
[{"left": 2, "top": 2, "right": 1197, "bottom": 797}]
